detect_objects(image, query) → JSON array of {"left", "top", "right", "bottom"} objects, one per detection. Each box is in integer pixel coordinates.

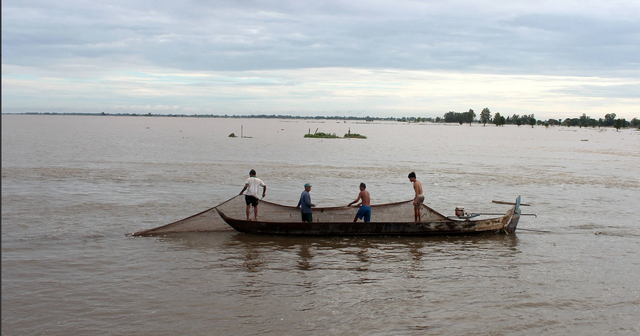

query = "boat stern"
[{"left": 504, "top": 196, "right": 522, "bottom": 233}]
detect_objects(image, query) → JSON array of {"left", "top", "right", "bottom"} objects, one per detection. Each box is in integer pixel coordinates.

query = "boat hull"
[{"left": 216, "top": 205, "right": 518, "bottom": 236}]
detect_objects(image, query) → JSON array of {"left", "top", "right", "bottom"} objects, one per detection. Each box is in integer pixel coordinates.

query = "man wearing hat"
[{"left": 296, "top": 183, "right": 315, "bottom": 222}]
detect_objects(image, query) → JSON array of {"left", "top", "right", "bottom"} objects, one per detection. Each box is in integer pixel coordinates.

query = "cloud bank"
[{"left": 3, "top": 0, "right": 639, "bottom": 119}]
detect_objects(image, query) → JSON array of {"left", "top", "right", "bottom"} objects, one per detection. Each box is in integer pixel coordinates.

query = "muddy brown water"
[{"left": 2, "top": 115, "right": 639, "bottom": 335}]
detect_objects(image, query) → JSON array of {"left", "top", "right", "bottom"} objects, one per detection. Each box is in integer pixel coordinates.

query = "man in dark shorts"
[
  {"left": 348, "top": 182, "right": 371, "bottom": 222},
  {"left": 408, "top": 172, "right": 424, "bottom": 222},
  {"left": 296, "top": 183, "right": 315, "bottom": 222},
  {"left": 239, "top": 169, "right": 266, "bottom": 221}
]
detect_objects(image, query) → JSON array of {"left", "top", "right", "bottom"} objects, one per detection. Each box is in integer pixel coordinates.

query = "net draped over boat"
[{"left": 132, "top": 195, "right": 450, "bottom": 236}]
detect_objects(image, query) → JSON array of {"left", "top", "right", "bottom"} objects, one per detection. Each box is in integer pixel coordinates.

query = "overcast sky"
[{"left": 2, "top": 0, "right": 639, "bottom": 119}]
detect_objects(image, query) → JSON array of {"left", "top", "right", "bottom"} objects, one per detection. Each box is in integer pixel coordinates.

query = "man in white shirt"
[{"left": 239, "top": 169, "right": 267, "bottom": 221}]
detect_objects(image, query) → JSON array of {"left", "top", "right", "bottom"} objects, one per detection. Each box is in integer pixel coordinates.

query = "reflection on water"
[
  {"left": 148, "top": 231, "right": 527, "bottom": 334},
  {"left": 158, "top": 231, "right": 520, "bottom": 275}
]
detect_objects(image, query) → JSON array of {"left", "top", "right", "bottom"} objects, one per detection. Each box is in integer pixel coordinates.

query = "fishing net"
[{"left": 131, "top": 195, "right": 449, "bottom": 236}]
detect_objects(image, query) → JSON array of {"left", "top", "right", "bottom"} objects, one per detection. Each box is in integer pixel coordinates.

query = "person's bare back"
[
  {"left": 413, "top": 179, "right": 423, "bottom": 198},
  {"left": 359, "top": 189, "right": 371, "bottom": 206}
]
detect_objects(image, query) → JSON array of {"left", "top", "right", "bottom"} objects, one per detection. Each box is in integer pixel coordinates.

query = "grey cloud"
[
  {"left": 554, "top": 83, "right": 640, "bottom": 99},
  {"left": 505, "top": 14, "right": 640, "bottom": 69},
  {"left": 2, "top": 1, "right": 639, "bottom": 76}
]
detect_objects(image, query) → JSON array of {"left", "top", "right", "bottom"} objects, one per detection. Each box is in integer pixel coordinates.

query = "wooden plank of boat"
[
  {"left": 216, "top": 196, "right": 521, "bottom": 236},
  {"left": 492, "top": 200, "right": 530, "bottom": 206}
]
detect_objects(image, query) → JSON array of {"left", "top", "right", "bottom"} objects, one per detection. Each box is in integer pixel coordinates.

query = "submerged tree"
[
  {"left": 529, "top": 115, "right": 536, "bottom": 128},
  {"left": 466, "top": 109, "right": 476, "bottom": 126},
  {"left": 443, "top": 111, "right": 464, "bottom": 123},
  {"left": 480, "top": 108, "right": 491, "bottom": 126},
  {"left": 579, "top": 113, "right": 590, "bottom": 128},
  {"left": 494, "top": 112, "right": 505, "bottom": 126},
  {"left": 614, "top": 119, "right": 623, "bottom": 131},
  {"left": 604, "top": 113, "right": 617, "bottom": 127}
]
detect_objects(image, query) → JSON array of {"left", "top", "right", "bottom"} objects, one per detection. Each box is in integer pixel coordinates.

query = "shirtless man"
[
  {"left": 408, "top": 172, "right": 424, "bottom": 222},
  {"left": 348, "top": 183, "right": 371, "bottom": 222}
]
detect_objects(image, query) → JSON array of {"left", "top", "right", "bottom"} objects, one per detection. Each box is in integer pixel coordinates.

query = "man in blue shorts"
[{"left": 348, "top": 183, "right": 371, "bottom": 222}]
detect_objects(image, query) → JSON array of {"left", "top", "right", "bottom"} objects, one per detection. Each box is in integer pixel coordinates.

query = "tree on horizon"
[
  {"left": 480, "top": 108, "right": 491, "bottom": 126},
  {"left": 529, "top": 115, "right": 536, "bottom": 128},
  {"left": 494, "top": 112, "right": 505, "bottom": 126},
  {"left": 466, "top": 109, "right": 476, "bottom": 126}
]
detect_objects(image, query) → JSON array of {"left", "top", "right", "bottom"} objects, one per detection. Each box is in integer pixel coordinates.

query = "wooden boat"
[
  {"left": 131, "top": 195, "right": 524, "bottom": 236},
  {"left": 215, "top": 196, "right": 523, "bottom": 236}
]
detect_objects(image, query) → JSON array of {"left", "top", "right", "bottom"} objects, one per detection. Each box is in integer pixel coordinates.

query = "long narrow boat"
[{"left": 215, "top": 196, "right": 523, "bottom": 236}]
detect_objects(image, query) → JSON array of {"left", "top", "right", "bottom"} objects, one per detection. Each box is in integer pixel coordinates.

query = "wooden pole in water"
[{"left": 241, "top": 125, "right": 243, "bottom": 138}]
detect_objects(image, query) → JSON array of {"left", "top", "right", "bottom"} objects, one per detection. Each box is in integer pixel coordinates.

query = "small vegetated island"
[
  {"left": 304, "top": 130, "right": 367, "bottom": 139},
  {"left": 343, "top": 132, "right": 367, "bottom": 139}
]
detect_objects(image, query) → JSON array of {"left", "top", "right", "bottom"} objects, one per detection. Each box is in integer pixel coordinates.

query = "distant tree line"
[
  {"left": 439, "top": 109, "right": 477, "bottom": 125},
  {"left": 16, "top": 112, "right": 396, "bottom": 121},
  {"left": 437, "top": 109, "right": 639, "bottom": 130},
  {"left": 395, "top": 116, "right": 436, "bottom": 122},
  {"left": 10, "top": 111, "right": 639, "bottom": 130}
]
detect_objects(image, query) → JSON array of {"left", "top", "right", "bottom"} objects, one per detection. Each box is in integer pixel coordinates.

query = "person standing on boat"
[
  {"left": 408, "top": 172, "right": 424, "bottom": 222},
  {"left": 348, "top": 182, "right": 371, "bottom": 222},
  {"left": 296, "top": 183, "right": 315, "bottom": 222},
  {"left": 239, "top": 169, "right": 266, "bottom": 221}
]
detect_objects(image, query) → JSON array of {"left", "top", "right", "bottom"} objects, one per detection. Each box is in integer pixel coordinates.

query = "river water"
[{"left": 2, "top": 115, "right": 639, "bottom": 335}]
